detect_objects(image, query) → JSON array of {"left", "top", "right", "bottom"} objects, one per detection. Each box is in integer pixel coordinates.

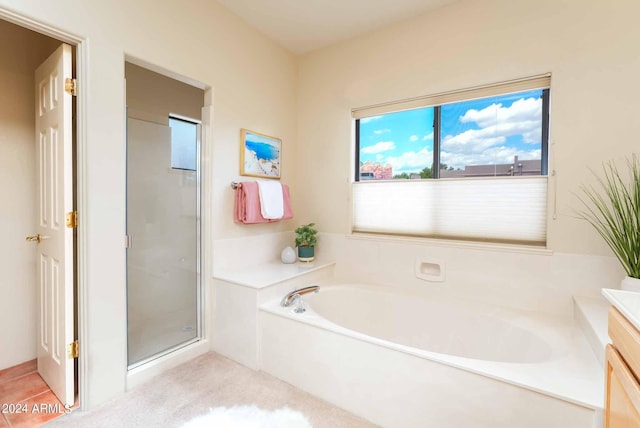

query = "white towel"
[{"left": 256, "top": 180, "right": 284, "bottom": 219}]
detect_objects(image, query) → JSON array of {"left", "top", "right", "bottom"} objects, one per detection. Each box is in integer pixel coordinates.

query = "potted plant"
[
  {"left": 577, "top": 155, "right": 640, "bottom": 292},
  {"left": 295, "top": 222, "right": 318, "bottom": 262}
]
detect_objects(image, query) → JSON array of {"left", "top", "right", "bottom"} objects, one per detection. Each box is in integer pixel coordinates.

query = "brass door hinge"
[
  {"left": 66, "top": 211, "right": 78, "bottom": 229},
  {"left": 64, "top": 78, "right": 77, "bottom": 96},
  {"left": 68, "top": 340, "right": 79, "bottom": 359}
]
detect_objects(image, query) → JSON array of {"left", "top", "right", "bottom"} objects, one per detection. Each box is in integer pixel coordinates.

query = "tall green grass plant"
[{"left": 578, "top": 155, "right": 640, "bottom": 278}]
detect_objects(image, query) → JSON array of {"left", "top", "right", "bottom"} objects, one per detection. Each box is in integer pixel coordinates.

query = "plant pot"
[
  {"left": 297, "top": 245, "right": 315, "bottom": 262},
  {"left": 621, "top": 276, "right": 640, "bottom": 292}
]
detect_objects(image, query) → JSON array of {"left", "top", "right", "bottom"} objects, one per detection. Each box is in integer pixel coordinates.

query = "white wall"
[
  {"left": 0, "top": 0, "right": 297, "bottom": 409},
  {"left": 318, "top": 233, "right": 622, "bottom": 317},
  {"left": 0, "top": 20, "right": 61, "bottom": 370},
  {"left": 296, "top": 0, "right": 640, "bottom": 256}
]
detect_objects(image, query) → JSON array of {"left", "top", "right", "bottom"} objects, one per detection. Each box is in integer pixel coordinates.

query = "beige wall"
[
  {"left": 296, "top": 0, "right": 640, "bottom": 256},
  {"left": 0, "top": 0, "right": 297, "bottom": 408},
  {"left": 125, "top": 62, "right": 204, "bottom": 123},
  {"left": 3, "top": 0, "right": 635, "bottom": 411},
  {"left": 0, "top": 20, "right": 61, "bottom": 370}
]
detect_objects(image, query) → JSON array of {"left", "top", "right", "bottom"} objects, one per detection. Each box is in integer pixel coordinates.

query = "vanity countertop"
[{"left": 602, "top": 288, "right": 640, "bottom": 332}]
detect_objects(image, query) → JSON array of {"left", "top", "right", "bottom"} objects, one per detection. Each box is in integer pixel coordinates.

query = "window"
[
  {"left": 169, "top": 116, "right": 198, "bottom": 171},
  {"left": 352, "top": 75, "right": 550, "bottom": 246},
  {"left": 358, "top": 107, "right": 434, "bottom": 180}
]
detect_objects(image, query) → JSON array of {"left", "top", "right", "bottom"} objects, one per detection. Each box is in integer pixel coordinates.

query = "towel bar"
[{"left": 231, "top": 181, "right": 242, "bottom": 189}]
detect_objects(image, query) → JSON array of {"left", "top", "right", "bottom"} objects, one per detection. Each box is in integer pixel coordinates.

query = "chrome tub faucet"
[{"left": 280, "top": 285, "right": 320, "bottom": 307}]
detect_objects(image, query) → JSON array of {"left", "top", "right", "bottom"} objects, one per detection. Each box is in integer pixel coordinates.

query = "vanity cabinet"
[{"left": 606, "top": 307, "right": 640, "bottom": 428}]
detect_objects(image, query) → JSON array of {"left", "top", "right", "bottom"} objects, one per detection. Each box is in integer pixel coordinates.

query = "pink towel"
[{"left": 234, "top": 182, "right": 293, "bottom": 224}]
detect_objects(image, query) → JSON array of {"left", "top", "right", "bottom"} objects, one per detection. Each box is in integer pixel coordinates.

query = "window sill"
[{"left": 346, "top": 232, "right": 553, "bottom": 256}]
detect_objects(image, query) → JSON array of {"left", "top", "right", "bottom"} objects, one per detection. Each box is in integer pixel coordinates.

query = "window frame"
[
  {"left": 169, "top": 114, "right": 201, "bottom": 172},
  {"left": 354, "top": 87, "right": 550, "bottom": 181},
  {"left": 351, "top": 76, "right": 552, "bottom": 247}
]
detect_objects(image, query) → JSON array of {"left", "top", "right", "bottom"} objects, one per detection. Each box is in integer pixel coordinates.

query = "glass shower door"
[{"left": 126, "top": 115, "right": 201, "bottom": 367}]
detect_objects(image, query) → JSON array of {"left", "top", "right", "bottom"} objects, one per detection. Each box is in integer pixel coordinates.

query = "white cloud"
[
  {"left": 423, "top": 132, "right": 434, "bottom": 141},
  {"left": 442, "top": 128, "right": 507, "bottom": 153},
  {"left": 386, "top": 147, "right": 433, "bottom": 173},
  {"left": 441, "top": 147, "right": 541, "bottom": 170},
  {"left": 376, "top": 154, "right": 384, "bottom": 160},
  {"left": 362, "top": 141, "right": 396, "bottom": 154},
  {"left": 458, "top": 97, "right": 542, "bottom": 144},
  {"left": 441, "top": 96, "right": 543, "bottom": 169},
  {"left": 374, "top": 129, "right": 390, "bottom": 135},
  {"left": 409, "top": 135, "right": 419, "bottom": 142}
]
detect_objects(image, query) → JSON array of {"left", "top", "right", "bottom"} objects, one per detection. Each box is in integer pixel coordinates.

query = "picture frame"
[{"left": 239, "top": 128, "right": 282, "bottom": 179}]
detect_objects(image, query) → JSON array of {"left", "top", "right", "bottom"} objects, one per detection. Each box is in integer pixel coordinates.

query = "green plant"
[
  {"left": 577, "top": 155, "right": 640, "bottom": 278},
  {"left": 295, "top": 223, "right": 318, "bottom": 248}
]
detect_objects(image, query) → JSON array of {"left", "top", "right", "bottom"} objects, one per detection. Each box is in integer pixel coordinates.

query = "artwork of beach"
[{"left": 243, "top": 131, "right": 281, "bottom": 177}]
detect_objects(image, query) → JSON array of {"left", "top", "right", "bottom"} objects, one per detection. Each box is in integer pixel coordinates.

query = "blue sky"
[{"left": 359, "top": 89, "right": 543, "bottom": 175}]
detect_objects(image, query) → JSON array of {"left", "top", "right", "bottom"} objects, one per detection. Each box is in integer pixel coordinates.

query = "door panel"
[
  {"left": 126, "top": 117, "right": 200, "bottom": 366},
  {"left": 35, "top": 43, "right": 74, "bottom": 406}
]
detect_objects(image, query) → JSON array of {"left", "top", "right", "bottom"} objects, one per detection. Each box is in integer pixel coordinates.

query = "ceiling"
[{"left": 217, "top": 0, "right": 459, "bottom": 55}]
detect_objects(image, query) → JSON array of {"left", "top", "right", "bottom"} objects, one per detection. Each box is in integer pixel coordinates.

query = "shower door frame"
[
  {"left": 125, "top": 115, "right": 203, "bottom": 370},
  {"left": 123, "top": 64, "right": 213, "bottom": 375}
]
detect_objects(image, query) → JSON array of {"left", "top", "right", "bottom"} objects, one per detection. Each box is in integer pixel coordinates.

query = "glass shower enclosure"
[{"left": 126, "top": 114, "right": 201, "bottom": 367}]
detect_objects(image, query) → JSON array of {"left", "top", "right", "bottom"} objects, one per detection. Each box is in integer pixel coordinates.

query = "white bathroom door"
[{"left": 34, "top": 43, "right": 75, "bottom": 406}]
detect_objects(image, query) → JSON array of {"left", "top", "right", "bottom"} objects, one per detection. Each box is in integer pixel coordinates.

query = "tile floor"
[{"left": 0, "top": 360, "right": 70, "bottom": 428}]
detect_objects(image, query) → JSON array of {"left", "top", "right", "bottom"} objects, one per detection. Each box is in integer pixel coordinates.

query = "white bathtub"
[{"left": 259, "top": 283, "right": 603, "bottom": 428}]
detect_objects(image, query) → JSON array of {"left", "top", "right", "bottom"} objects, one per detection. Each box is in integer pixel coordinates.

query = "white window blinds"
[
  {"left": 352, "top": 177, "right": 548, "bottom": 245},
  {"left": 352, "top": 74, "right": 551, "bottom": 119}
]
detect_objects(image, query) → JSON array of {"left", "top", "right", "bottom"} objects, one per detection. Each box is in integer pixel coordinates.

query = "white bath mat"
[{"left": 181, "top": 405, "right": 312, "bottom": 428}]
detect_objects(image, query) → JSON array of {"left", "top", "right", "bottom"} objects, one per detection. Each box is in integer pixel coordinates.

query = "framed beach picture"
[{"left": 240, "top": 129, "right": 282, "bottom": 179}]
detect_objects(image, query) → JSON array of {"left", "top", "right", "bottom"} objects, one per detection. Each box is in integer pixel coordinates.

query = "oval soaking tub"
[
  {"left": 258, "top": 283, "right": 603, "bottom": 428},
  {"left": 307, "top": 284, "right": 552, "bottom": 363}
]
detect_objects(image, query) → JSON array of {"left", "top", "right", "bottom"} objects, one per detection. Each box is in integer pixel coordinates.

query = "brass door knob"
[{"left": 25, "top": 234, "right": 50, "bottom": 243}]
